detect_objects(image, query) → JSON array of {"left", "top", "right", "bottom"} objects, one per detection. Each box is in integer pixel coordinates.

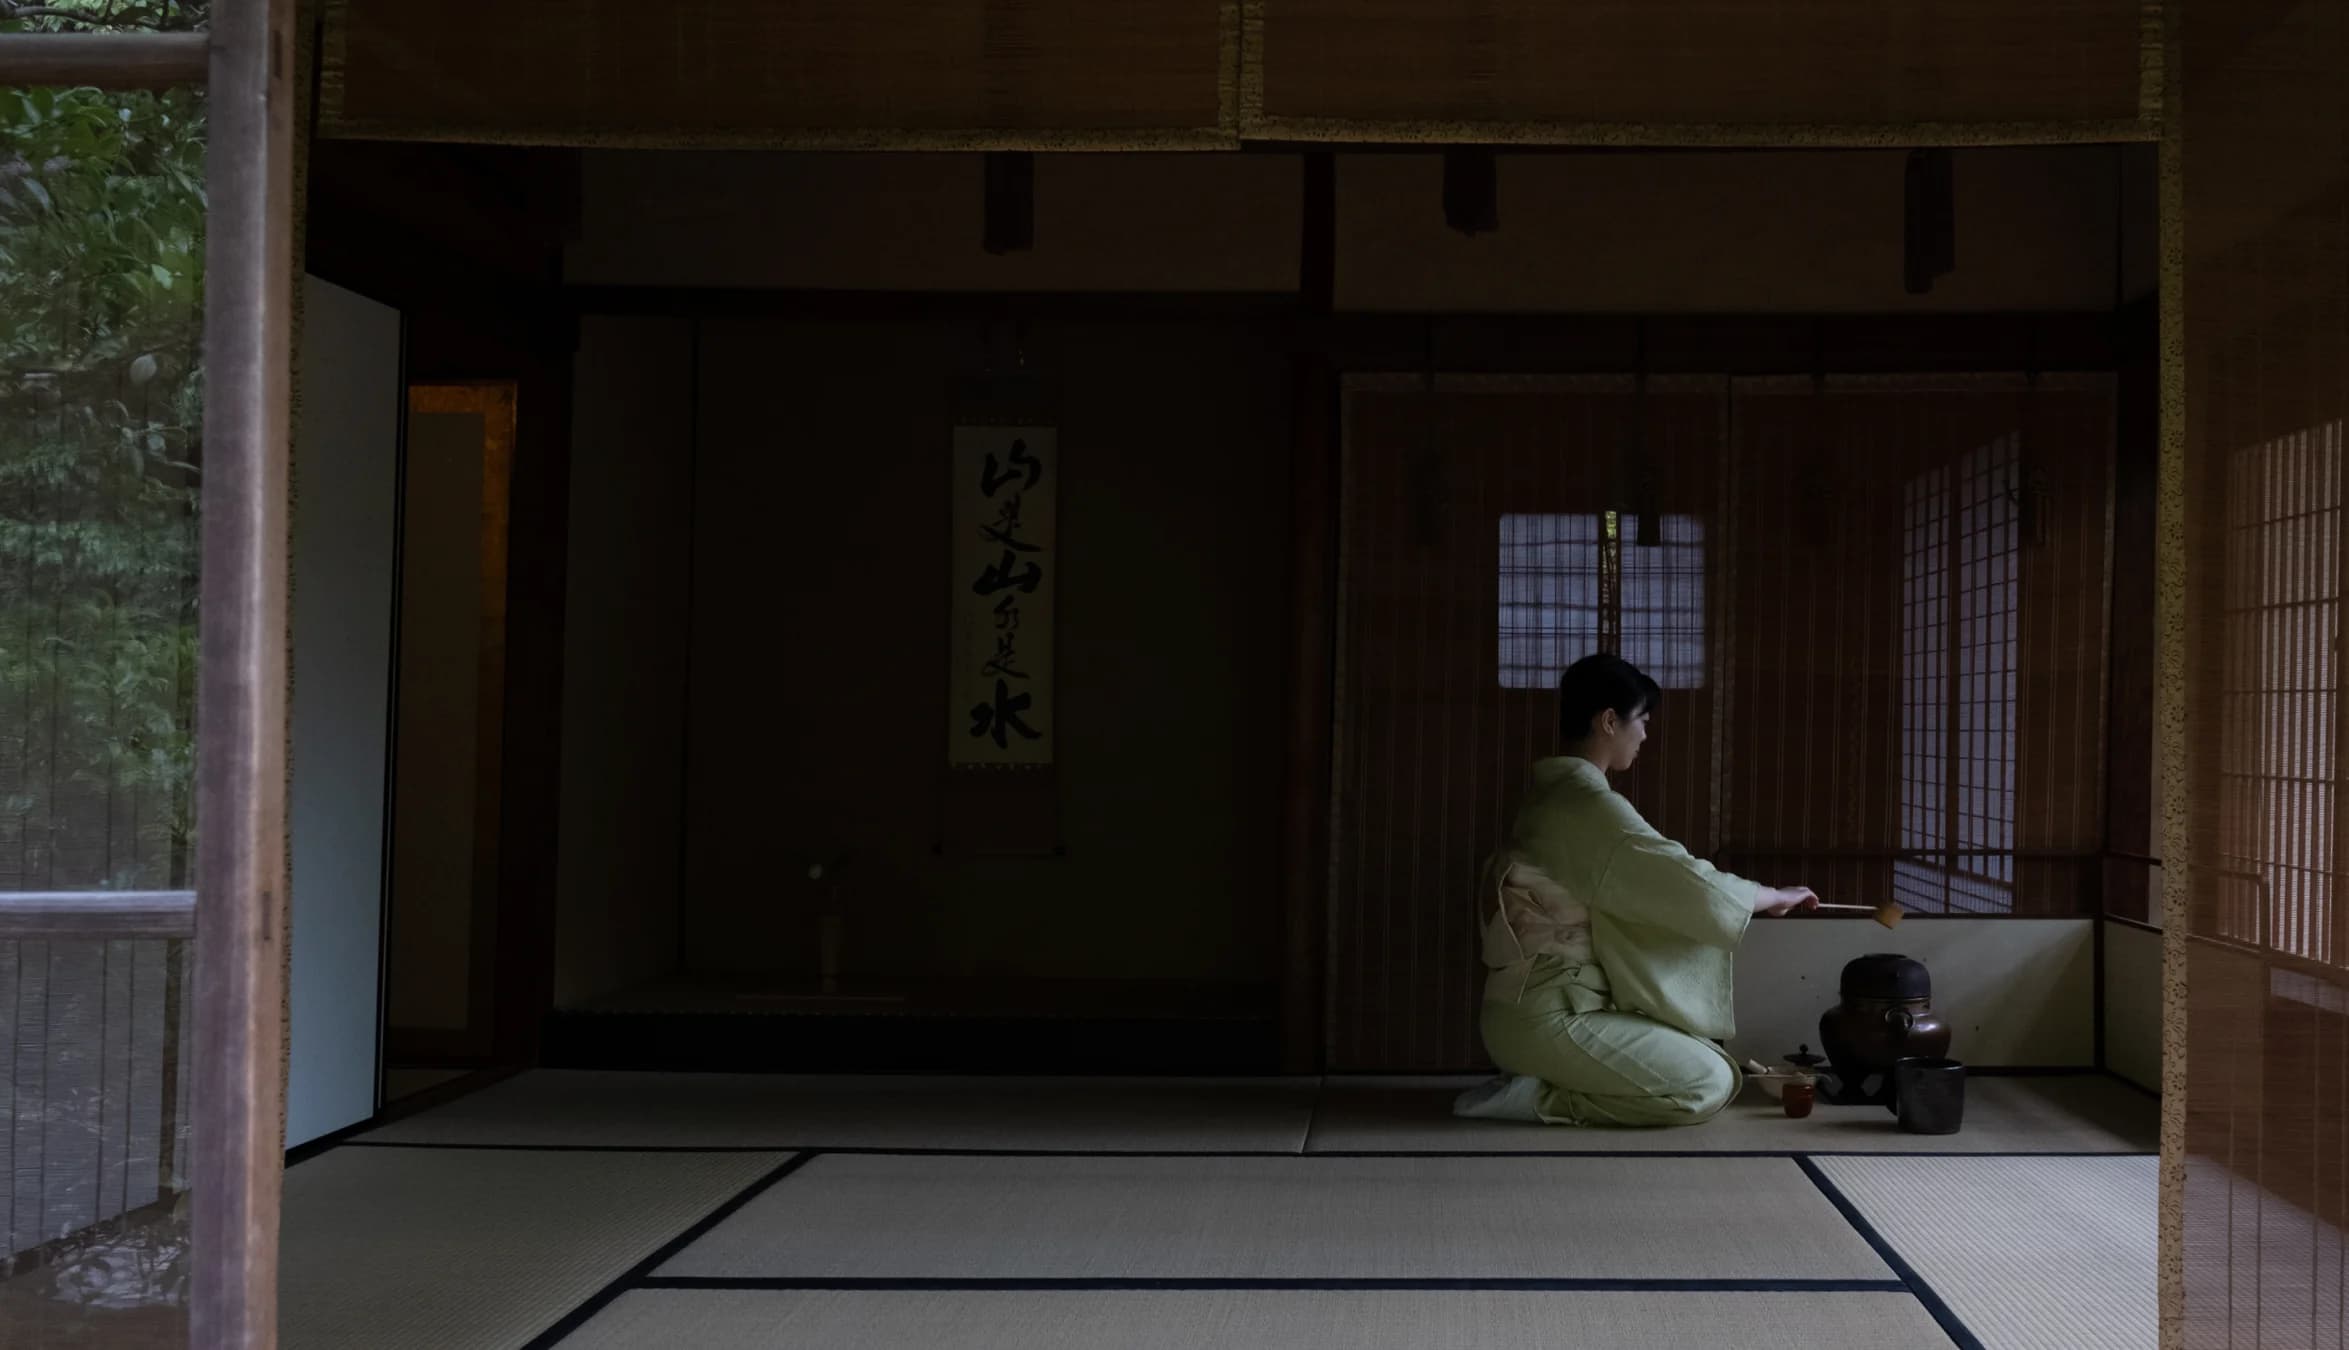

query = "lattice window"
[
  {"left": 1896, "top": 436, "right": 2020, "bottom": 914},
  {"left": 1497, "top": 512, "right": 1705, "bottom": 691},
  {"left": 2217, "top": 422, "right": 2342, "bottom": 964}
]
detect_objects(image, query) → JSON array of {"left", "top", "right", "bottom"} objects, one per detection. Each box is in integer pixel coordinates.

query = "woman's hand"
[{"left": 1755, "top": 886, "right": 1820, "bottom": 917}]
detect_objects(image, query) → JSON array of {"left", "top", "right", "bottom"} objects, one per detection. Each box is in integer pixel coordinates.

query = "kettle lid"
[{"left": 1839, "top": 952, "right": 1930, "bottom": 1000}]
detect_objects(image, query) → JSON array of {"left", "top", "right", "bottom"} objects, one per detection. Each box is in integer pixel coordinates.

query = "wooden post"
[
  {"left": 191, "top": 0, "right": 297, "bottom": 1344},
  {"left": 1280, "top": 355, "right": 1337, "bottom": 1072},
  {"left": 1279, "top": 154, "right": 1339, "bottom": 1073}
]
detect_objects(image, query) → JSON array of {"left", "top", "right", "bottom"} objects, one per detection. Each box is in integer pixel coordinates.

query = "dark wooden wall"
[{"left": 675, "top": 316, "right": 1295, "bottom": 991}]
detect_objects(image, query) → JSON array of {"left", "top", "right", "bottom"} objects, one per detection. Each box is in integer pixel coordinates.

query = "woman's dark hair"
[{"left": 1558, "top": 653, "right": 1661, "bottom": 745}]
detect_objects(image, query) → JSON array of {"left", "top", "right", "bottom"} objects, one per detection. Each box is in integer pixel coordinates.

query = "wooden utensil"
[{"left": 1809, "top": 901, "right": 1905, "bottom": 930}]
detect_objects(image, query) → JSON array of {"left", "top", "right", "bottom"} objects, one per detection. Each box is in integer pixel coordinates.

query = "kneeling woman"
[{"left": 1460, "top": 654, "right": 1818, "bottom": 1128}]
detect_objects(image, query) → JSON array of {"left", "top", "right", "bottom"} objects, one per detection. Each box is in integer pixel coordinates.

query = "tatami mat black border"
[
  {"left": 284, "top": 1065, "right": 519, "bottom": 1167},
  {"left": 332, "top": 1138, "right": 2154, "bottom": 1160},
  {"left": 289, "top": 1072, "right": 2157, "bottom": 1348},
  {"left": 1795, "top": 1155, "right": 1986, "bottom": 1350},
  {"left": 516, "top": 1152, "right": 814, "bottom": 1350},
  {"left": 304, "top": 1068, "right": 2155, "bottom": 1164},
  {"left": 478, "top": 1146, "right": 2020, "bottom": 1346},
  {"left": 634, "top": 1275, "right": 1915, "bottom": 1293}
]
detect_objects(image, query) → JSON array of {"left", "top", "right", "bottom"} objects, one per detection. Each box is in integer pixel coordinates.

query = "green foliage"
[
  {"left": 0, "top": 2, "right": 208, "bottom": 35},
  {"left": 1, "top": 78, "right": 206, "bottom": 888}
]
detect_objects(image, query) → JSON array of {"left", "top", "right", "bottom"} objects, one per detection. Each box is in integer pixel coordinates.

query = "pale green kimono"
[{"left": 1471, "top": 755, "right": 1756, "bottom": 1127}]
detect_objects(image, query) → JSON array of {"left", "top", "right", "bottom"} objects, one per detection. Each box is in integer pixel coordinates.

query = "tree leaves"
[
  {"left": 1, "top": 86, "right": 204, "bottom": 888},
  {"left": 1, "top": 0, "right": 211, "bottom": 35}
]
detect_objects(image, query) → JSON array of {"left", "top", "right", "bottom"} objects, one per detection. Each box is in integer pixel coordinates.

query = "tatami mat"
[
  {"left": 356, "top": 1071, "right": 1318, "bottom": 1152},
  {"left": 383, "top": 1066, "right": 471, "bottom": 1102},
  {"left": 278, "top": 1146, "right": 785, "bottom": 1350},
  {"left": 1309, "top": 1075, "right": 2156, "bottom": 1154},
  {"left": 561, "top": 1289, "right": 1956, "bottom": 1350},
  {"left": 1813, "top": 1154, "right": 2157, "bottom": 1350},
  {"left": 657, "top": 1154, "right": 1895, "bottom": 1281}
]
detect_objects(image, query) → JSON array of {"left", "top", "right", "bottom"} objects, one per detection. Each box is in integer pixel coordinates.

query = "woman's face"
[{"left": 1595, "top": 705, "right": 1651, "bottom": 773}]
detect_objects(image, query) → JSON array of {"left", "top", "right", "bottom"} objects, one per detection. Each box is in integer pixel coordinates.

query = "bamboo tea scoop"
[{"left": 1810, "top": 901, "right": 1905, "bottom": 930}]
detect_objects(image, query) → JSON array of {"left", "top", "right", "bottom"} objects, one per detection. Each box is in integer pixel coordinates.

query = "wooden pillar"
[{"left": 192, "top": 0, "right": 299, "bottom": 1344}]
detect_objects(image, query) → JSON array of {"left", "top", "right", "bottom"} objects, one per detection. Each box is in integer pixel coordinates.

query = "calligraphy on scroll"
[{"left": 949, "top": 426, "right": 1056, "bottom": 766}]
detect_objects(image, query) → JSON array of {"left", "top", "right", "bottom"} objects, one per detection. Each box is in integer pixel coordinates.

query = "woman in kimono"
[{"left": 1456, "top": 653, "right": 1818, "bottom": 1128}]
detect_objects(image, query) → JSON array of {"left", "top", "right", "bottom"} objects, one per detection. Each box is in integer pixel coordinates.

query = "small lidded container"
[{"left": 1781, "top": 1078, "right": 1816, "bottom": 1118}]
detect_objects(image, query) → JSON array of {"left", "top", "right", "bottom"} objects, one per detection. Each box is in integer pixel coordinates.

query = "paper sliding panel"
[
  {"left": 321, "top": 0, "right": 1237, "bottom": 148},
  {"left": 1246, "top": 0, "right": 2158, "bottom": 143}
]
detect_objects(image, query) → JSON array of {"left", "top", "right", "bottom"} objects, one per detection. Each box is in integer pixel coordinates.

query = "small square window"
[{"left": 1497, "top": 512, "right": 1705, "bottom": 691}]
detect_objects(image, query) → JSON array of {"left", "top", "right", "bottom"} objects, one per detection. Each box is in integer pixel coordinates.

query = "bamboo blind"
[
  {"left": 318, "top": 0, "right": 1237, "bottom": 148},
  {"left": 314, "top": 0, "right": 2164, "bottom": 151},
  {"left": 2173, "top": 0, "right": 2349, "bottom": 1339},
  {"left": 1245, "top": 0, "right": 2160, "bottom": 144},
  {"left": 1329, "top": 374, "right": 2114, "bottom": 1072}
]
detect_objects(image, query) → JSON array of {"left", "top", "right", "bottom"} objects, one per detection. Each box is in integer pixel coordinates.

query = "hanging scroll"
[{"left": 949, "top": 425, "right": 1057, "bottom": 768}]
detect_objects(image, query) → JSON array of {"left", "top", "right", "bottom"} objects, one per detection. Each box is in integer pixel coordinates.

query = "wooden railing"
[
  {"left": 2, "top": 910, "right": 194, "bottom": 1268},
  {"left": 0, "top": 893, "right": 197, "bottom": 940}
]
